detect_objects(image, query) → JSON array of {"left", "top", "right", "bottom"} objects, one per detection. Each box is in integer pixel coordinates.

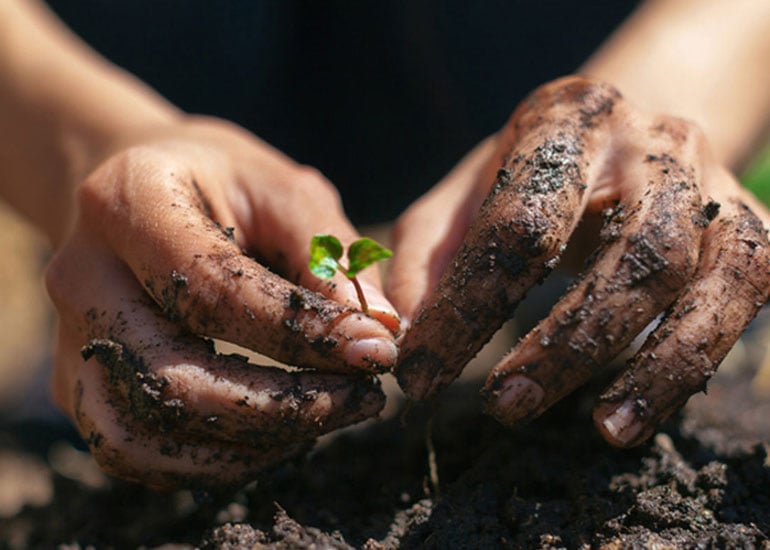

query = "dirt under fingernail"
[
  {"left": 344, "top": 337, "right": 398, "bottom": 373},
  {"left": 596, "top": 399, "right": 644, "bottom": 447},
  {"left": 486, "top": 375, "right": 544, "bottom": 425}
]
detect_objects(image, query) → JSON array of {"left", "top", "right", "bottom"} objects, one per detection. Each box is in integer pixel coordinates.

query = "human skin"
[
  {"left": 389, "top": 0, "right": 770, "bottom": 447},
  {"left": 2, "top": 0, "right": 770, "bottom": 488}
]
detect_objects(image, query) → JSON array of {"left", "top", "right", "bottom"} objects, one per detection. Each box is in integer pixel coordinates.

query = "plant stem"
[
  {"left": 426, "top": 417, "right": 441, "bottom": 498},
  {"left": 349, "top": 276, "right": 369, "bottom": 314}
]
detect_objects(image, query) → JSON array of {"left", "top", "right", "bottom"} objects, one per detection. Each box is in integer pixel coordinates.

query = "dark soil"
[{"left": 2, "top": 355, "right": 770, "bottom": 549}]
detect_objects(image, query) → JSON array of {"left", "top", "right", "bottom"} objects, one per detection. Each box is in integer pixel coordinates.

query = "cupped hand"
[
  {"left": 45, "top": 117, "right": 399, "bottom": 489},
  {"left": 388, "top": 76, "right": 770, "bottom": 447}
]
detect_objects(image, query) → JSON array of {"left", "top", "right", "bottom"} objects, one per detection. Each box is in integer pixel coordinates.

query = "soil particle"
[
  {"left": 695, "top": 199, "right": 721, "bottom": 228},
  {"left": 285, "top": 286, "right": 347, "bottom": 327},
  {"left": 146, "top": 269, "right": 191, "bottom": 323},
  {"left": 621, "top": 230, "right": 670, "bottom": 286},
  {"left": 521, "top": 137, "right": 583, "bottom": 195},
  {"left": 575, "top": 81, "right": 621, "bottom": 128},
  {"left": 80, "top": 338, "right": 188, "bottom": 431}
]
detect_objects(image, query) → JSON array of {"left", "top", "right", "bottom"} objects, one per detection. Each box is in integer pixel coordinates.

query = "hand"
[
  {"left": 388, "top": 76, "right": 770, "bottom": 447},
  {"left": 45, "top": 117, "right": 399, "bottom": 489}
]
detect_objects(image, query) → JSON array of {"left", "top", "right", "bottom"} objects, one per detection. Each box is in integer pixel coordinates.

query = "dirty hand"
[
  {"left": 387, "top": 76, "right": 770, "bottom": 447},
  {"left": 45, "top": 117, "right": 399, "bottom": 488}
]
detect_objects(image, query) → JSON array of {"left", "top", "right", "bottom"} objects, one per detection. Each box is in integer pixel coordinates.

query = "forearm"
[
  {"left": 0, "top": 0, "right": 181, "bottom": 243},
  {"left": 581, "top": 0, "right": 770, "bottom": 170}
]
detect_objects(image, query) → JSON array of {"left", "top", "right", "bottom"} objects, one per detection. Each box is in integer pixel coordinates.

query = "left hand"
[
  {"left": 45, "top": 116, "right": 399, "bottom": 488},
  {"left": 386, "top": 76, "right": 770, "bottom": 447}
]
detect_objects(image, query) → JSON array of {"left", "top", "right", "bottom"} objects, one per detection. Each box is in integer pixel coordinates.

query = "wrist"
[
  {"left": 579, "top": 0, "right": 770, "bottom": 170},
  {"left": 31, "top": 70, "right": 183, "bottom": 245},
  {"left": 0, "top": 0, "right": 183, "bottom": 244}
]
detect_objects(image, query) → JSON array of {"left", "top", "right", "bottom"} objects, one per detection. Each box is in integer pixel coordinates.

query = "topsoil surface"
[{"left": 2, "top": 354, "right": 770, "bottom": 549}]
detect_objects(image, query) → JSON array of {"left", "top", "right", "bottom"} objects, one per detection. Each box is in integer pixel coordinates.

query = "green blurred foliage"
[{"left": 743, "top": 144, "right": 770, "bottom": 207}]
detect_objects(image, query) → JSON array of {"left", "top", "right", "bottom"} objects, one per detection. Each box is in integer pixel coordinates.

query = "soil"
[{"left": 2, "top": 355, "right": 770, "bottom": 549}]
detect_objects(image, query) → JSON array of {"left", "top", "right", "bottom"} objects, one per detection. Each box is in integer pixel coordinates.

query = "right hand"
[
  {"left": 387, "top": 76, "right": 770, "bottom": 447},
  {"left": 45, "top": 117, "right": 399, "bottom": 489}
]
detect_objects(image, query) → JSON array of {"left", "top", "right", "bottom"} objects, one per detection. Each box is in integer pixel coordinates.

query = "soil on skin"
[{"left": 2, "top": 361, "right": 770, "bottom": 549}]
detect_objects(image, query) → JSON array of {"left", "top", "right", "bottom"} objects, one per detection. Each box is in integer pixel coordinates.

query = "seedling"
[{"left": 309, "top": 234, "right": 392, "bottom": 314}]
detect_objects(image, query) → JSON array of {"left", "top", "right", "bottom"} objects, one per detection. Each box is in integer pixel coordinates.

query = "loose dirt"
[{"left": 2, "top": 358, "right": 770, "bottom": 548}]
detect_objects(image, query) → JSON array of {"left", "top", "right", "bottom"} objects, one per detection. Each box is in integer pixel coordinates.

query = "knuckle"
[
  {"left": 649, "top": 115, "right": 709, "bottom": 156},
  {"left": 723, "top": 203, "right": 770, "bottom": 299},
  {"left": 514, "top": 76, "right": 623, "bottom": 126},
  {"left": 155, "top": 257, "right": 238, "bottom": 332},
  {"left": 484, "top": 206, "right": 566, "bottom": 274},
  {"left": 622, "top": 225, "right": 697, "bottom": 293},
  {"left": 533, "top": 75, "right": 621, "bottom": 106},
  {"left": 76, "top": 165, "right": 112, "bottom": 223},
  {"left": 289, "top": 165, "right": 343, "bottom": 210},
  {"left": 519, "top": 209, "right": 565, "bottom": 259},
  {"left": 77, "top": 146, "right": 185, "bottom": 224}
]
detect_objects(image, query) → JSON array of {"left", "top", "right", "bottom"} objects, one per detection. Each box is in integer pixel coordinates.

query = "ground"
[{"left": 1, "top": 206, "right": 770, "bottom": 549}]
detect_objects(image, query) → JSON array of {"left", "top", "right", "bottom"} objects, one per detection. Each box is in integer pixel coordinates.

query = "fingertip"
[
  {"left": 346, "top": 375, "right": 387, "bottom": 419},
  {"left": 482, "top": 374, "right": 545, "bottom": 426},
  {"left": 344, "top": 336, "right": 399, "bottom": 373},
  {"left": 593, "top": 400, "right": 650, "bottom": 448},
  {"left": 337, "top": 313, "right": 399, "bottom": 372},
  {"left": 393, "top": 347, "right": 442, "bottom": 400},
  {"left": 299, "top": 371, "right": 386, "bottom": 424}
]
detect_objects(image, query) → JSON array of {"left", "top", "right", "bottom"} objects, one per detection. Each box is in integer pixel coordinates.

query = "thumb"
[{"left": 386, "top": 136, "right": 501, "bottom": 325}]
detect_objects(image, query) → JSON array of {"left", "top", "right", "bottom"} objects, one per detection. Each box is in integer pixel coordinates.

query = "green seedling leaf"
[
  {"left": 308, "top": 233, "right": 393, "bottom": 313},
  {"left": 347, "top": 237, "right": 393, "bottom": 277},
  {"left": 309, "top": 234, "right": 344, "bottom": 279}
]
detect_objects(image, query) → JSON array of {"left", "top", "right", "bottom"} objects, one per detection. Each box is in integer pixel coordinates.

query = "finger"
[
  {"left": 79, "top": 336, "right": 385, "bottom": 449},
  {"left": 483, "top": 140, "right": 707, "bottom": 424},
  {"left": 74, "top": 358, "right": 310, "bottom": 489},
  {"left": 593, "top": 190, "right": 770, "bottom": 447},
  {"left": 386, "top": 136, "right": 501, "bottom": 325},
  {"left": 56, "top": 326, "right": 305, "bottom": 489},
  {"left": 396, "top": 77, "right": 619, "bottom": 399},
  {"left": 76, "top": 150, "right": 397, "bottom": 372},
  {"left": 47, "top": 233, "right": 387, "bottom": 434},
  {"left": 57, "top": 320, "right": 384, "bottom": 489}
]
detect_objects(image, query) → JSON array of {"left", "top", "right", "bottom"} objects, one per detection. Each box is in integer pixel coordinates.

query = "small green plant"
[{"left": 309, "top": 234, "right": 392, "bottom": 314}]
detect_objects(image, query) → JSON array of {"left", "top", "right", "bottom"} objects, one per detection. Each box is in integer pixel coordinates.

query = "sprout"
[{"left": 309, "top": 234, "right": 392, "bottom": 313}]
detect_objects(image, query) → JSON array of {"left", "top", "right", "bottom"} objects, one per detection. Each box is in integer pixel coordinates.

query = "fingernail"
[
  {"left": 598, "top": 399, "right": 643, "bottom": 447},
  {"left": 489, "top": 376, "right": 544, "bottom": 425},
  {"left": 345, "top": 337, "right": 398, "bottom": 372},
  {"left": 394, "top": 347, "right": 443, "bottom": 400}
]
